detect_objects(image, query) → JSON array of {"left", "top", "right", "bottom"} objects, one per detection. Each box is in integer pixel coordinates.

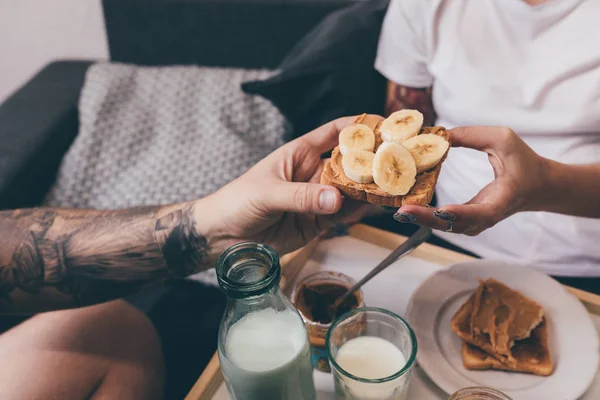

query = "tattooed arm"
[
  {"left": 0, "top": 202, "right": 214, "bottom": 313},
  {"left": 385, "top": 80, "right": 436, "bottom": 125},
  {"left": 0, "top": 117, "right": 367, "bottom": 313}
]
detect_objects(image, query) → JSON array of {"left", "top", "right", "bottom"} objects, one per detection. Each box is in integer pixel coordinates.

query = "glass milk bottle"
[{"left": 217, "top": 242, "right": 316, "bottom": 400}]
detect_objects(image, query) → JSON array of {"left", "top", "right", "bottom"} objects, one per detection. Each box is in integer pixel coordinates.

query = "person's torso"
[{"left": 424, "top": 0, "right": 600, "bottom": 275}]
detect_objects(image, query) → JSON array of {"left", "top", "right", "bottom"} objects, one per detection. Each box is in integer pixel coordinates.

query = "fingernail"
[
  {"left": 433, "top": 210, "right": 456, "bottom": 221},
  {"left": 393, "top": 212, "right": 416, "bottom": 223},
  {"left": 319, "top": 190, "right": 338, "bottom": 212}
]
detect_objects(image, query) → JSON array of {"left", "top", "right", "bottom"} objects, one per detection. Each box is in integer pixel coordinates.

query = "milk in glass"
[{"left": 335, "top": 336, "right": 408, "bottom": 400}]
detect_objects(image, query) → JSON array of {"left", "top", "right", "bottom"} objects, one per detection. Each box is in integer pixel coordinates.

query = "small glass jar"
[
  {"left": 291, "top": 271, "right": 365, "bottom": 373},
  {"left": 448, "top": 387, "right": 513, "bottom": 400}
]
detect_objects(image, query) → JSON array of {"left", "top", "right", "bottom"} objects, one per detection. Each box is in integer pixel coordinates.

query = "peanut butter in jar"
[
  {"left": 291, "top": 271, "right": 365, "bottom": 373},
  {"left": 449, "top": 387, "right": 513, "bottom": 400}
]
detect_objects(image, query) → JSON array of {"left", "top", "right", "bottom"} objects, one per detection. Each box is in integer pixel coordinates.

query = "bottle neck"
[
  {"left": 226, "top": 285, "right": 288, "bottom": 312},
  {"left": 216, "top": 242, "right": 281, "bottom": 299}
]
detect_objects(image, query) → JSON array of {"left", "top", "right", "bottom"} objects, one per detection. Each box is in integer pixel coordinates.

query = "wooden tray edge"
[{"left": 185, "top": 353, "right": 223, "bottom": 400}]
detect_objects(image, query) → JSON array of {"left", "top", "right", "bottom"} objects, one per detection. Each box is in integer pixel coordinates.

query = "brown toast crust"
[
  {"left": 320, "top": 114, "right": 450, "bottom": 207},
  {"left": 462, "top": 318, "right": 553, "bottom": 376}
]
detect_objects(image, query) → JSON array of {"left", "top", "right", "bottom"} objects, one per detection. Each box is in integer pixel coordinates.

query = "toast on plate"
[
  {"left": 320, "top": 113, "right": 450, "bottom": 207},
  {"left": 451, "top": 278, "right": 553, "bottom": 376}
]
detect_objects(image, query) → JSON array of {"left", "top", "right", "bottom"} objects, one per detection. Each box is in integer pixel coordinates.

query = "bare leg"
[{"left": 0, "top": 300, "right": 164, "bottom": 400}]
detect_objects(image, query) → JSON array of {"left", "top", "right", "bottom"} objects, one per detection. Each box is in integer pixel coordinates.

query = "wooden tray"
[{"left": 185, "top": 224, "right": 600, "bottom": 400}]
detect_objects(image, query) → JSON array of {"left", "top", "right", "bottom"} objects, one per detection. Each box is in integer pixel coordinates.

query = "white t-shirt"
[{"left": 375, "top": 0, "right": 600, "bottom": 277}]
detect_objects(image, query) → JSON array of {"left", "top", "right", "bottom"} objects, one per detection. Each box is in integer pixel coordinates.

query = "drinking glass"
[{"left": 326, "top": 307, "right": 417, "bottom": 400}]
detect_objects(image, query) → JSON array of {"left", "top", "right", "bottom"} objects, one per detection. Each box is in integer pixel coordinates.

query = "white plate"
[{"left": 406, "top": 260, "right": 599, "bottom": 400}]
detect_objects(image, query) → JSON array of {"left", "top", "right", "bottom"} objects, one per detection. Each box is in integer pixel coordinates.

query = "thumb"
[{"left": 262, "top": 182, "right": 342, "bottom": 215}]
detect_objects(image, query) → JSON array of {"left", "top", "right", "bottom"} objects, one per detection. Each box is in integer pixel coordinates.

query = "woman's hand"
[
  {"left": 394, "top": 127, "right": 550, "bottom": 235},
  {"left": 197, "top": 117, "right": 376, "bottom": 257}
]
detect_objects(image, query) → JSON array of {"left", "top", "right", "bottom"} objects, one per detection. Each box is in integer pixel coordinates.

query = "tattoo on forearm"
[
  {"left": 386, "top": 82, "right": 436, "bottom": 126},
  {"left": 0, "top": 204, "right": 209, "bottom": 308}
]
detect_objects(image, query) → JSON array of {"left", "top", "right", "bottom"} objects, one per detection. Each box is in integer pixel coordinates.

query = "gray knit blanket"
[{"left": 44, "top": 62, "right": 288, "bottom": 285}]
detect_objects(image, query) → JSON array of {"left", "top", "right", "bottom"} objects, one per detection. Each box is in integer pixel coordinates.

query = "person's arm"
[
  {"left": 385, "top": 81, "right": 436, "bottom": 125},
  {"left": 0, "top": 116, "right": 366, "bottom": 313},
  {"left": 0, "top": 202, "right": 215, "bottom": 312},
  {"left": 541, "top": 161, "right": 600, "bottom": 218},
  {"left": 395, "top": 126, "right": 600, "bottom": 235}
]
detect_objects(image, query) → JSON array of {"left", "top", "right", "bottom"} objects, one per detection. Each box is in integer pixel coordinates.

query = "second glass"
[{"left": 327, "top": 307, "right": 417, "bottom": 400}]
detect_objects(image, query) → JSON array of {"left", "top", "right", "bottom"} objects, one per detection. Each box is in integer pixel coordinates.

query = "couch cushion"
[
  {"left": 242, "top": 0, "right": 389, "bottom": 136},
  {"left": 0, "top": 61, "right": 90, "bottom": 209}
]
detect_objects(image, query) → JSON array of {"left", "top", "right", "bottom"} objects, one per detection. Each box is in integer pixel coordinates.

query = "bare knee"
[
  {"left": 85, "top": 302, "right": 165, "bottom": 399},
  {"left": 27, "top": 301, "right": 159, "bottom": 354},
  {"left": 0, "top": 300, "right": 164, "bottom": 400}
]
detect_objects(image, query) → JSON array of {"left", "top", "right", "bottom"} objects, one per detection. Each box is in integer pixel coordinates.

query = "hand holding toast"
[
  {"left": 396, "top": 126, "right": 549, "bottom": 235},
  {"left": 198, "top": 117, "right": 372, "bottom": 257}
]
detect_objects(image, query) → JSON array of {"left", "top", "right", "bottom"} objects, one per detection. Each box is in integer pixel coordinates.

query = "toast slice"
[
  {"left": 320, "top": 114, "right": 450, "bottom": 207},
  {"left": 462, "top": 318, "right": 553, "bottom": 376},
  {"left": 451, "top": 279, "right": 544, "bottom": 366}
]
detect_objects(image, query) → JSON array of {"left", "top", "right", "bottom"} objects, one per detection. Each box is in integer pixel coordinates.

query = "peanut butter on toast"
[
  {"left": 451, "top": 279, "right": 552, "bottom": 376},
  {"left": 320, "top": 114, "right": 450, "bottom": 207},
  {"left": 471, "top": 279, "right": 544, "bottom": 359}
]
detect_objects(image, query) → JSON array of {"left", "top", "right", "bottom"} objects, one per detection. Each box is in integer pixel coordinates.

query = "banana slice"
[
  {"left": 372, "top": 142, "right": 417, "bottom": 195},
  {"left": 339, "top": 124, "right": 376, "bottom": 156},
  {"left": 403, "top": 134, "right": 449, "bottom": 173},
  {"left": 342, "top": 150, "right": 375, "bottom": 184},
  {"left": 380, "top": 110, "right": 424, "bottom": 145}
]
